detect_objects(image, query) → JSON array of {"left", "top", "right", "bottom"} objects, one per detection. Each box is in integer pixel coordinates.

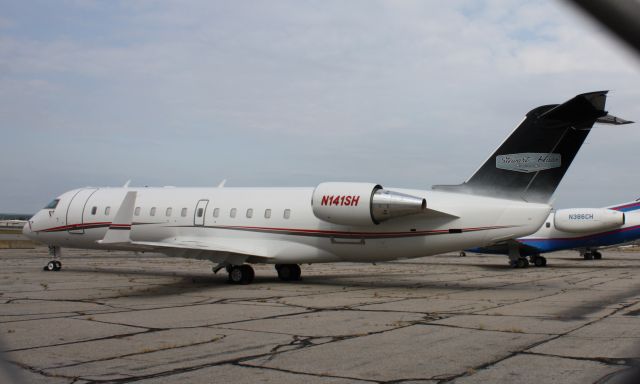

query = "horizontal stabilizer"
[
  {"left": 538, "top": 90, "right": 607, "bottom": 122},
  {"left": 596, "top": 114, "right": 634, "bottom": 125},
  {"left": 98, "top": 191, "right": 136, "bottom": 244}
]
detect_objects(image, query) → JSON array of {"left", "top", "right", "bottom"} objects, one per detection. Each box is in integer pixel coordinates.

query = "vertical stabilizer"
[{"left": 434, "top": 91, "right": 630, "bottom": 203}]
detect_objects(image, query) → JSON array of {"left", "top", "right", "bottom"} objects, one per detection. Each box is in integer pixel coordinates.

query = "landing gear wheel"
[
  {"left": 532, "top": 255, "right": 547, "bottom": 267},
  {"left": 515, "top": 257, "right": 529, "bottom": 268},
  {"left": 593, "top": 251, "right": 602, "bottom": 260},
  {"left": 584, "top": 252, "right": 594, "bottom": 260},
  {"left": 275, "top": 264, "right": 301, "bottom": 281},
  {"left": 227, "top": 265, "right": 254, "bottom": 284},
  {"left": 54, "top": 261, "right": 62, "bottom": 271},
  {"left": 242, "top": 264, "right": 255, "bottom": 282},
  {"left": 459, "top": 251, "right": 466, "bottom": 257},
  {"left": 44, "top": 261, "right": 56, "bottom": 271}
]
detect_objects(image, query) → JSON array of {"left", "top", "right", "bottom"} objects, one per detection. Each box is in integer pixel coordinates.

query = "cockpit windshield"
[{"left": 44, "top": 199, "right": 60, "bottom": 209}]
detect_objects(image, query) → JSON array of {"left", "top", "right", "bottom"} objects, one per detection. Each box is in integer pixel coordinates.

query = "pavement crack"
[
  {"left": 4, "top": 329, "right": 153, "bottom": 353},
  {"left": 521, "top": 351, "right": 634, "bottom": 366},
  {"left": 40, "top": 334, "right": 228, "bottom": 370}
]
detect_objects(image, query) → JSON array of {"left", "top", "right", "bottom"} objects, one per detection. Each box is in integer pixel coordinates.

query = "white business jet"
[{"left": 23, "top": 91, "right": 628, "bottom": 283}]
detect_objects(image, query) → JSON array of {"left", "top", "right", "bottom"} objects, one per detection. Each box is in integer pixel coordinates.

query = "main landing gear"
[
  {"left": 530, "top": 254, "right": 547, "bottom": 267},
  {"left": 275, "top": 264, "right": 301, "bottom": 281},
  {"left": 510, "top": 257, "right": 529, "bottom": 268},
  {"left": 43, "top": 246, "right": 62, "bottom": 271},
  {"left": 226, "top": 265, "right": 255, "bottom": 284},
  {"left": 508, "top": 253, "right": 547, "bottom": 268},
  {"left": 583, "top": 250, "right": 602, "bottom": 260},
  {"left": 219, "top": 263, "right": 303, "bottom": 284}
]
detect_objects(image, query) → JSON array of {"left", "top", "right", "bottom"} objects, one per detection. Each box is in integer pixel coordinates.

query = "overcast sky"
[{"left": 1, "top": 0, "right": 639, "bottom": 213}]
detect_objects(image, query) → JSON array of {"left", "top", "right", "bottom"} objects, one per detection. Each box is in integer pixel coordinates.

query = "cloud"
[{"left": 1, "top": 0, "right": 639, "bottom": 212}]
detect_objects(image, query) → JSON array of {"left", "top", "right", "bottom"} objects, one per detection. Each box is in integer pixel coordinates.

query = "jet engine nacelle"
[
  {"left": 553, "top": 208, "right": 625, "bottom": 233},
  {"left": 311, "top": 182, "right": 426, "bottom": 226}
]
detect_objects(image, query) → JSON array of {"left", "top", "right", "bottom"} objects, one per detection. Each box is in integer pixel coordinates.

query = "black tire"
[
  {"left": 228, "top": 265, "right": 253, "bottom": 284},
  {"left": 516, "top": 258, "right": 529, "bottom": 268},
  {"left": 276, "top": 264, "right": 301, "bottom": 281},
  {"left": 45, "top": 261, "right": 56, "bottom": 271},
  {"left": 54, "top": 261, "right": 62, "bottom": 271},
  {"left": 584, "top": 253, "right": 593, "bottom": 260},
  {"left": 276, "top": 264, "right": 292, "bottom": 281},
  {"left": 241, "top": 265, "right": 255, "bottom": 283},
  {"left": 594, "top": 252, "right": 602, "bottom": 260},
  {"left": 290, "top": 264, "right": 301, "bottom": 281},
  {"left": 459, "top": 251, "right": 466, "bottom": 257},
  {"left": 533, "top": 256, "right": 544, "bottom": 267},
  {"left": 540, "top": 256, "right": 547, "bottom": 267}
]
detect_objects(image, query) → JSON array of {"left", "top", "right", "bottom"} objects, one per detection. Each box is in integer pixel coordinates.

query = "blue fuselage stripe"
[
  {"left": 520, "top": 225, "right": 640, "bottom": 253},
  {"left": 612, "top": 202, "right": 640, "bottom": 212}
]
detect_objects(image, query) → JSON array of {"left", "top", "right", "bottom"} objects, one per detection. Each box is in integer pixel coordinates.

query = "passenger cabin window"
[
  {"left": 104, "top": 207, "right": 111, "bottom": 215},
  {"left": 166, "top": 207, "right": 172, "bottom": 217},
  {"left": 150, "top": 207, "right": 156, "bottom": 216},
  {"left": 197, "top": 208, "right": 204, "bottom": 217},
  {"left": 44, "top": 199, "right": 60, "bottom": 209},
  {"left": 213, "top": 208, "right": 220, "bottom": 218},
  {"left": 230, "top": 208, "right": 237, "bottom": 218},
  {"left": 134, "top": 207, "right": 141, "bottom": 216},
  {"left": 283, "top": 209, "right": 291, "bottom": 219},
  {"left": 264, "top": 209, "right": 271, "bottom": 219},
  {"left": 546, "top": 222, "right": 550, "bottom": 228},
  {"left": 181, "top": 208, "right": 187, "bottom": 217},
  {"left": 246, "top": 208, "right": 253, "bottom": 218},
  {"left": 91, "top": 206, "right": 97, "bottom": 215}
]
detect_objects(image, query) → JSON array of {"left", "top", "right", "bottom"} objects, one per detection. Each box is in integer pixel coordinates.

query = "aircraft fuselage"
[{"left": 24, "top": 186, "right": 551, "bottom": 264}]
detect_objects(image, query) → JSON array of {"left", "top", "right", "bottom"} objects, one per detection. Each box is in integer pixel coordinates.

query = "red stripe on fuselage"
[
  {"left": 40, "top": 222, "right": 112, "bottom": 232},
  {"left": 36, "top": 221, "right": 513, "bottom": 239}
]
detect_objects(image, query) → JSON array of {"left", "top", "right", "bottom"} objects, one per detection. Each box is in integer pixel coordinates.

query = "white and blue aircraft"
[
  {"left": 466, "top": 199, "right": 640, "bottom": 265},
  {"left": 22, "top": 91, "right": 631, "bottom": 283}
]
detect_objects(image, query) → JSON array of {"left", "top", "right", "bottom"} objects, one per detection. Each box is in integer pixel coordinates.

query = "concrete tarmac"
[{"left": 1, "top": 247, "right": 639, "bottom": 383}]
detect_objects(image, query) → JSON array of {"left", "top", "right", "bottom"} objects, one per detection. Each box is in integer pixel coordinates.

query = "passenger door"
[
  {"left": 194, "top": 199, "right": 209, "bottom": 226},
  {"left": 66, "top": 188, "right": 99, "bottom": 234}
]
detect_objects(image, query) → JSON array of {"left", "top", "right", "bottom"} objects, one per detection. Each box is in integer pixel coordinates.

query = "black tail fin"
[{"left": 434, "top": 91, "right": 631, "bottom": 203}]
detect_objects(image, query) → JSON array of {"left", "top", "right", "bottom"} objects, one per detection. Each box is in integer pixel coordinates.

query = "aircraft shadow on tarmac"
[
  {"left": 58, "top": 266, "right": 543, "bottom": 294},
  {"left": 386, "top": 260, "right": 640, "bottom": 271},
  {"left": 555, "top": 285, "right": 640, "bottom": 320}
]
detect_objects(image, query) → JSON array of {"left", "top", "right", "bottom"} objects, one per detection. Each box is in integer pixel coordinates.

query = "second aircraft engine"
[
  {"left": 553, "top": 208, "right": 625, "bottom": 233},
  {"left": 311, "top": 182, "right": 426, "bottom": 226}
]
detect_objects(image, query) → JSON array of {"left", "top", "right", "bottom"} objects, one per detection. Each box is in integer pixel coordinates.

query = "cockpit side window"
[{"left": 45, "top": 199, "right": 60, "bottom": 209}]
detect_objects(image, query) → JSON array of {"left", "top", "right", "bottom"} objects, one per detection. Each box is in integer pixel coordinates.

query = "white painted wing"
[
  {"left": 129, "top": 236, "right": 334, "bottom": 265},
  {"left": 131, "top": 237, "right": 272, "bottom": 259}
]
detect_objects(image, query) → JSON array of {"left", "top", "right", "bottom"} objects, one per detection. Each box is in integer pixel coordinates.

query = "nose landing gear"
[
  {"left": 44, "top": 260, "right": 61, "bottom": 271},
  {"left": 43, "top": 246, "right": 62, "bottom": 272}
]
